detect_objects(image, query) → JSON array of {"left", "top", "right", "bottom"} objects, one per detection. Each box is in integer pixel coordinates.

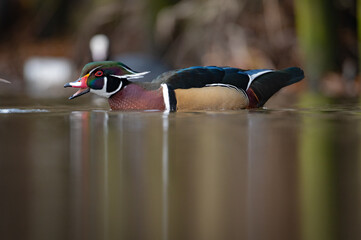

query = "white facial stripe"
[
  {"left": 110, "top": 71, "right": 150, "bottom": 81},
  {"left": 121, "top": 65, "right": 137, "bottom": 74},
  {"left": 115, "top": 80, "right": 123, "bottom": 95},
  {"left": 161, "top": 83, "right": 170, "bottom": 112},
  {"left": 89, "top": 65, "right": 103, "bottom": 75},
  {"left": 90, "top": 76, "right": 123, "bottom": 98}
]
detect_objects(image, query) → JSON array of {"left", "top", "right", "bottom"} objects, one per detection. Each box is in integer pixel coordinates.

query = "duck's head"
[{"left": 64, "top": 61, "right": 149, "bottom": 99}]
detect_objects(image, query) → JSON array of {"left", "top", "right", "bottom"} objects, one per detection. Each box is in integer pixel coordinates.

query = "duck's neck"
[{"left": 108, "top": 83, "right": 165, "bottom": 110}]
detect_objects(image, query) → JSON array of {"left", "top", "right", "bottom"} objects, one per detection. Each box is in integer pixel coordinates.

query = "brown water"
[{"left": 1, "top": 97, "right": 361, "bottom": 240}]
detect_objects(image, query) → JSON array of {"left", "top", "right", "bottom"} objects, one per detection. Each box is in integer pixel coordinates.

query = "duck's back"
[
  {"left": 148, "top": 66, "right": 304, "bottom": 111},
  {"left": 152, "top": 66, "right": 252, "bottom": 90},
  {"left": 150, "top": 67, "right": 257, "bottom": 110}
]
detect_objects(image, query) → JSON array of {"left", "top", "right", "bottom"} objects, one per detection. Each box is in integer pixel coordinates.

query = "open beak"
[{"left": 64, "top": 74, "right": 90, "bottom": 99}]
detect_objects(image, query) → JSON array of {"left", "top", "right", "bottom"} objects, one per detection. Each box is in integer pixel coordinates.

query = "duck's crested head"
[{"left": 64, "top": 61, "right": 149, "bottom": 99}]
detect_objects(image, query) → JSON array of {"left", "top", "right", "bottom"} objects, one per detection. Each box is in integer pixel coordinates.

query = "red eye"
[{"left": 95, "top": 70, "right": 103, "bottom": 77}]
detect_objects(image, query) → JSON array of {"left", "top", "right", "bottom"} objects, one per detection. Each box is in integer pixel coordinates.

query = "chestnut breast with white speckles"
[
  {"left": 108, "top": 83, "right": 249, "bottom": 111},
  {"left": 108, "top": 84, "right": 165, "bottom": 110}
]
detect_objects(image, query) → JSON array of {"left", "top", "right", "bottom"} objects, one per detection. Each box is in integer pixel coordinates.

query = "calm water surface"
[{"left": 1, "top": 97, "right": 361, "bottom": 240}]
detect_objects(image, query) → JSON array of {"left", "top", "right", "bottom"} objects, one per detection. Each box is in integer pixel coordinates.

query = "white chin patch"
[{"left": 90, "top": 88, "right": 112, "bottom": 98}]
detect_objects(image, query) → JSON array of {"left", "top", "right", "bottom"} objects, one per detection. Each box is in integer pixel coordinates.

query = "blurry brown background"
[{"left": 0, "top": 0, "right": 358, "bottom": 97}]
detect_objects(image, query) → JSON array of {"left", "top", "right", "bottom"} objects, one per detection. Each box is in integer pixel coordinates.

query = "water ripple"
[{"left": 0, "top": 108, "right": 49, "bottom": 114}]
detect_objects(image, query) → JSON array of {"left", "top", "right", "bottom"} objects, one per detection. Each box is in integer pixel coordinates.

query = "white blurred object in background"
[
  {"left": 89, "top": 34, "right": 169, "bottom": 82},
  {"left": 24, "top": 57, "right": 73, "bottom": 98},
  {"left": 89, "top": 34, "right": 110, "bottom": 62}
]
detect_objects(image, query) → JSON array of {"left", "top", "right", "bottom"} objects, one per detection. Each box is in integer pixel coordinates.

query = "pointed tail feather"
[{"left": 247, "top": 67, "right": 304, "bottom": 108}]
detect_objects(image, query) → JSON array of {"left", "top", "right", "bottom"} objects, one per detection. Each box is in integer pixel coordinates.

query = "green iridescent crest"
[{"left": 80, "top": 61, "right": 136, "bottom": 77}]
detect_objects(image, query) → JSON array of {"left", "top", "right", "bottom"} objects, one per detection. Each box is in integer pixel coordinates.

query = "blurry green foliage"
[
  {"left": 295, "top": 0, "right": 337, "bottom": 91},
  {"left": 295, "top": 0, "right": 358, "bottom": 93},
  {"left": 358, "top": 0, "right": 361, "bottom": 73}
]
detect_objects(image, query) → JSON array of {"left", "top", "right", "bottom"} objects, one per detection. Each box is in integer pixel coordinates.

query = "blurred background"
[
  {"left": 0, "top": 0, "right": 358, "bottom": 98},
  {"left": 2, "top": 1, "right": 361, "bottom": 240}
]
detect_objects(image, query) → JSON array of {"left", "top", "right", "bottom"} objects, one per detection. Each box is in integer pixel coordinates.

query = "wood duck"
[{"left": 64, "top": 61, "right": 304, "bottom": 111}]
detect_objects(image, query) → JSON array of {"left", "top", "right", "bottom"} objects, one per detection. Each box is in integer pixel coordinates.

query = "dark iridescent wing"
[
  {"left": 152, "top": 66, "right": 256, "bottom": 91},
  {"left": 151, "top": 66, "right": 303, "bottom": 96},
  {"left": 246, "top": 67, "right": 304, "bottom": 106},
  {"left": 150, "top": 65, "right": 303, "bottom": 110}
]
